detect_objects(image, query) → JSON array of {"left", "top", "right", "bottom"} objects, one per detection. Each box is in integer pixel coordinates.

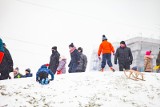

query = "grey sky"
[{"left": 0, "top": 0, "right": 160, "bottom": 72}]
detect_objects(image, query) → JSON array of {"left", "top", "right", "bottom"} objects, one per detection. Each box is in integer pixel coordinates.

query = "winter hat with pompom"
[
  {"left": 102, "top": 35, "right": 107, "bottom": 41},
  {"left": 146, "top": 51, "right": 151, "bottom": 55},
  {"left": 69, "top": 43, "right": 74, "bottom": 48}
]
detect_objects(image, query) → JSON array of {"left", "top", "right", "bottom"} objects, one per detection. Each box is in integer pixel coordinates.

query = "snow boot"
[
  {"left": 110, "top": 67, "right": 115, "bottom": 72},
  {"left": 41, "top": 79, "right": 45, "bottom": 85}
]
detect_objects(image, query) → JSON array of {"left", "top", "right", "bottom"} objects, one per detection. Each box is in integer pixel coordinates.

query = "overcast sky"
[{"left": 0, "top": 0, "right": 160, "bottom": 73}]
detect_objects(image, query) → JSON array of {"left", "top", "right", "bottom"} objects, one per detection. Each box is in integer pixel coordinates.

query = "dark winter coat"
[
  {"left": 68, "top": 48, "right": 80, "bottom": 73},
  {"left": 24, "top": 73, "right": 33, "bottom": 77},
  {"left": 36, "top": 65, "right": 54, "bottom": 81},
  {"left": 49, "top": 51, "right": 60, "bottom": 74},
  {"left": 156, "top": 58, "right": 160, "bottom": 66},
  {"left": 114, "top": 46, "right": 133, "bottom": 65},
  {"left": 0, "top": 47, "right": 13, "bottom": 80},
  {"left": 76, "top": 52, "right": 87, "bottom": 72}
]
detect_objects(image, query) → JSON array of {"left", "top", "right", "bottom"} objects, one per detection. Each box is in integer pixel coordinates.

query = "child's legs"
[{"left": 106, "top": 54, "right": 113, "bottom": 67}]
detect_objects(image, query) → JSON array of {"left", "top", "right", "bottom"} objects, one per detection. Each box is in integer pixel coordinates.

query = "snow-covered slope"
[{"left": 0, "top": 72, "right": 160, "bottom": 107}]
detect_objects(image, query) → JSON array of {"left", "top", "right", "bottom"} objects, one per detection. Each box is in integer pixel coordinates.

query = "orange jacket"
[{"left": 98, "top": 40, "right": 115, "bottom": 56}]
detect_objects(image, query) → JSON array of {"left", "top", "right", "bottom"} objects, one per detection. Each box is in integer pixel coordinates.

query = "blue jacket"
[{"left": 36, "top": 65, "right": 54, "bottom": 81}]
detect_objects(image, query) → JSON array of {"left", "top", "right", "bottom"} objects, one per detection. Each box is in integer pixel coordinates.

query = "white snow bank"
[{"left": 0, "top": 72, "right": 160, "bottom": 107}]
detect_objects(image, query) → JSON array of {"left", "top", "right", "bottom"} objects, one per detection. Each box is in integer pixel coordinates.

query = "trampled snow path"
[{"left": 0, "top": 72, "right": 160, "bottom": 107}]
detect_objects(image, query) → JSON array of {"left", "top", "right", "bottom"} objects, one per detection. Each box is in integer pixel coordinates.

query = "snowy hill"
[{"left": 0, "top": 72, "right": 160, "bottom": 107}]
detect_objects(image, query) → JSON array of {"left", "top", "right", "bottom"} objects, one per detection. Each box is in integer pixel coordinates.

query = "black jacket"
[
  {"left": 68, "top": 49, "right": 80, "bottom": 73},
  {"left": 114, "top": 46, "right": 133, "bottom": 65},
  {"left": 156, "top": 58, "right": 160, "bottom": 66},
  {"left": 0, "top": 47, "right": 13, "bottom": 74},
  {"left": 49, "top": 51, "right": 60, "bottom": 74}
]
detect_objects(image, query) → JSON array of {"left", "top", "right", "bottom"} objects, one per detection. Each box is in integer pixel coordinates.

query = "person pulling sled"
[{"left": 36, "top": 64, "right": 54, "bottom": 85}]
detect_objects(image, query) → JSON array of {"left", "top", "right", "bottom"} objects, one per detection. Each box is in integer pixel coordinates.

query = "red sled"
[{"left": 0, "top": 52, "right": 4, "bottom": 64}]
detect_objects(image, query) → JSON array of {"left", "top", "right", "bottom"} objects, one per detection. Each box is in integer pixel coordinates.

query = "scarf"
[{"left": 70, "top": 47, "right": 76, "bottom": 53}]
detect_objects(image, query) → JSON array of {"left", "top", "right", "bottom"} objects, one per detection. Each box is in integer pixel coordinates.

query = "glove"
[
  {"left": 98, "top": 56, "right": 101, "bottom": 60},
  {"left": 114, "top": 61, "right": 117, "bottom": 65},
  {"left": 50, "top": 79, "right": 53, "bottom": 81}
]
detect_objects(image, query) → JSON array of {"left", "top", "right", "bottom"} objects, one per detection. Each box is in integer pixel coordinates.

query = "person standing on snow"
[
  {"left": 98, "top": 35, "right": 115, "bottom": 72},
  {"left": 156, "top": 49, "right": 160, "bottom": 73},
  {"left": 114, "top": 41, "right": 133, "bottom": 71},
  {"left": 0, "top": 42, "right": 13, "bottom": 80},
  {"left": 144, "top": 51, "right": 153, "bottom": 72},
  {"left": 49, "top": 46, "right": 60, "bottom": 74},
  {"left": 56, "top": 56, "right": 67, "bottom": 74},
  {"left": 36, "top": 64, "right": 54, "bottom": 85},
  {"left": 76, "top": 47, "right": 88, "bottom": 72},
  {"left": 68, "top": 43, "right": 80, "bottom": 73}
]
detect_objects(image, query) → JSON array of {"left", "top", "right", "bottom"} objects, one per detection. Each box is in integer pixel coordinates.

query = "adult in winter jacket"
[
  {"left": 0, "top": 43, "right": 13, "bottom": 80},
  {"left": 56, "top": 56, "right": 66, "bottom": 74},
  {"left": 156, "top": 49, "right": 160, "bottom": 73},
  {"left": 36, "top": 64, "right": 54, "bottom": 85},
  {"left": 114, "top": 41, "right": 133, "bottom": 71},
  {"left": 76, "top": 47, "right": 87, "bottom": 72},
  {"left": 144, "top": 51, "right": 153, "bottom": 72},
  {"left": 0, "top": 38, "right": 4, "bottom": 64},
  {"left": 68, "top": 43, "right": 80, "bottom": 73},
  {"left": 49, "top": 46, "right": 60, "bottom": 74},
  {"left": 98, "top": 35, "right": 115, "bottom": 72},
  {"left": 24, "top": 68, "right": 33, "bottom": 77}
]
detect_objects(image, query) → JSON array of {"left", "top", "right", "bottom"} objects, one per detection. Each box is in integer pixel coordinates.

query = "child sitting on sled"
[{"left": 36, "top": 64, "right": 54, "bottom": 85}]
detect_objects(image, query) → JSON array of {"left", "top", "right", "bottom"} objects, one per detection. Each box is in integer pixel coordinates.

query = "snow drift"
[{"left": 0, "top": 72, "right": 160, "bottom": 107}]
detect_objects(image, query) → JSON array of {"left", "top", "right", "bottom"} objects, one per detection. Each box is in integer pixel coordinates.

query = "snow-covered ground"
[{"left": 0, "top": 72, "right": 160, "bottom": 107}]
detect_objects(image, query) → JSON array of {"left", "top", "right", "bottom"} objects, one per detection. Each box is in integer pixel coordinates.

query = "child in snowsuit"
[
  {"left": 56, "top": 56, "right": 66, "bottom": 74},
  {"left": 36, "top": 64, "right": 54, "bottom": 85},
  {"left": 144, "top": 51, "right": 153, "bottom": 72},
  {"left": 14, "top": 67, "right": 23, "bottom": 78},
  {"left": 24, "top": 68, "right": 33, "bottom": 77}
]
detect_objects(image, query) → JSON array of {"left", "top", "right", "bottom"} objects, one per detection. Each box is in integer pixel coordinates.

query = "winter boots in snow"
[{"left": 99, "top": 67, "right": 115, "bottom": 72}]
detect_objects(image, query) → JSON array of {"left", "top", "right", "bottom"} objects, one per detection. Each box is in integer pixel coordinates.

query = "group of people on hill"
[
  {"left": 1, "top": 35, "right": 160, "bottom": 83},
  {"left": 36, "top": 44, "right": 88, "bottom": 84},
  {"left": 98, "top": 35, "right": 133, "bottom": 72},
  {"left": 98, "top": 35, "right": 160, "bottom": 73}
]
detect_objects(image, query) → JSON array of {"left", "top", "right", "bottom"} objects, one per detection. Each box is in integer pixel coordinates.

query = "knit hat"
[
  {"left": 25, "top": 68, "right": 31, "bottom": 73},
  {"left": 15, "top": 67, "right": 19, "bottom": 71},
  {"left": 0, "top": 38, "right": 4, "bottom": 52},
  {"left": 69, "top": 43, "right": 74, "bottom": 48},
  {"left": 52, "top": 46, "right": 57, "bottom": 50},
  {"left": 78, "top": 47, "right": 83, "bottom": 52},
  {"left": 102, "top": 35, "right": 107, "bottom": 41},
  {"left": 3, "top": 43, "right": 6, "bottom": 46},
  {"left": 132, "top": 66, "right": 138, "bottom": 71},
  {"left": 120, "top": 41, "right": 126, "bottom": 45},
  {"left": 146, "top": 51, "right": 151, "bottom": 55}
]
